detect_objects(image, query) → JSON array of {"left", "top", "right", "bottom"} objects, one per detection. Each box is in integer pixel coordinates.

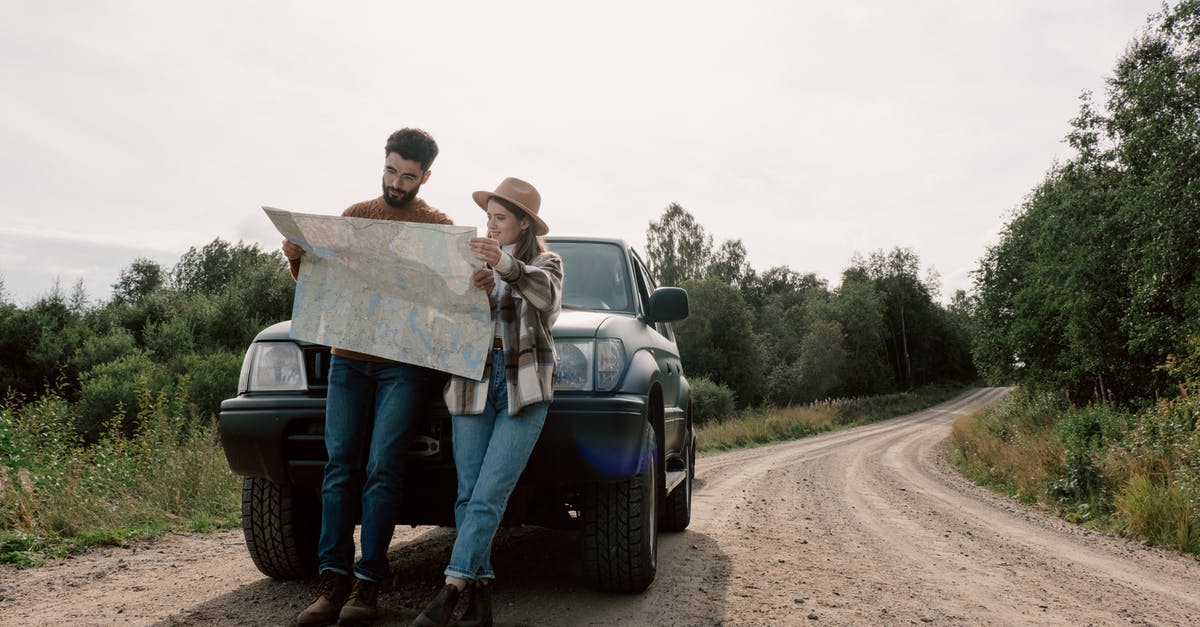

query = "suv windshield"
[{"left": 548, "top": 241, "right": 633, "bottom": 312}]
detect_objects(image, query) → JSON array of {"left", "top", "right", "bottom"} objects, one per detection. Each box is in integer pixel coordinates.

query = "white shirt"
[{"left": 493, "top": 244, "right": 516, "bottom": 342}]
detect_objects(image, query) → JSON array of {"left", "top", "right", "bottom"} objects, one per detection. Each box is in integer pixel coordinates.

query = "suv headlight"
[
  {"left": 237, "top": 342, "right": 308, "bottom": 393},
  {"left": 554, "top": 338, "right": 626, "bottom": 391}
]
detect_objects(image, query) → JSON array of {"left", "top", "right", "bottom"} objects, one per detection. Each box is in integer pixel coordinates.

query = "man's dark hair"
[{"left": 385, "top": 128, "right": 439, "bottom": 171}]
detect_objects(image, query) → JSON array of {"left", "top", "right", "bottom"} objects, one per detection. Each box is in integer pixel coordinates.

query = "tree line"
[
  {"left": 644, "top": 203, "right": 976, "bottom": 416},
  {"left": 1, "top": 210, "right": 977, "bottom": 440},
  {"left": 971, "top": 0, "right": 1200, "bottom": 405},
  {"left": 0, "top": 240, "right": 294, "bottom": 440}
]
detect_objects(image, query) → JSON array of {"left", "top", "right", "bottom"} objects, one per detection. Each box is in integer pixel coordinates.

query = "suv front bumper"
[{"left": 219, "top": 392, "right": 652, "bottom": 488}]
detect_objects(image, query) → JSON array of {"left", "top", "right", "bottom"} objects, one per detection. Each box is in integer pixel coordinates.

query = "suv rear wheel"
[
  {"left": 241, "top": 477, "right": 320, "bottom": 579},
  {"left": 581, "top": 421, "right": 658, "bottom": 593}
]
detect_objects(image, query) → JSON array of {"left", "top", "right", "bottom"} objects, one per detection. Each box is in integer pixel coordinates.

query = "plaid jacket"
[{"left": 444, "top": 251, "right": 563, "bottom": 416}]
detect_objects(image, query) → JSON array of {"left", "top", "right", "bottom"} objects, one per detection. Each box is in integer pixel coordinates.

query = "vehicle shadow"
[{"left": 153, "top": 524, "right": 732, "bottom": 626}]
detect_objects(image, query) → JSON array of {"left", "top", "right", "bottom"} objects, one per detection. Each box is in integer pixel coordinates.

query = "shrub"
[
  {"left": 1106, "top": 382, "right": 1200, "bottom": 551},
  {"left": 176, "top": 351, "right": 243, "bottom": 421},
  {"left": 1050, "top": 405, "right": 1133, "bottom": 504},
  {"left": 75, "top": 352, "right": 168, "bottom": 441},
  {"left": 143, "top": 317, "right": 195, "bottom": 361},
  {"left": 69, "top": 328, "right": 139, "bottom": 376},
  {"left": 691, "top": 376, "right": 736, "bottom": 425}
]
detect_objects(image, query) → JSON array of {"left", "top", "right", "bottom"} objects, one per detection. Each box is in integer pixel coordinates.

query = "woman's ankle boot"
[
  {"left": 411, "top": 583, "right": 460, "bottom": 627},
  {"left": 458, "top": 580, "right": 493, "bottom": 627}
]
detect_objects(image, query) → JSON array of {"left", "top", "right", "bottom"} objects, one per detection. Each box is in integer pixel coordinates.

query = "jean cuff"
[{"left": 352, "top": 568, "right": 380, "bottom": 583}]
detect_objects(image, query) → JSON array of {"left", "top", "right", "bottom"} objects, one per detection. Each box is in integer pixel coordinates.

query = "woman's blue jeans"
[
  {"left": 318, "top": 355, "right": 431, "bottom": 582},
  {"left": 445, "top": 349, "right": 549, "bottom": 581}
]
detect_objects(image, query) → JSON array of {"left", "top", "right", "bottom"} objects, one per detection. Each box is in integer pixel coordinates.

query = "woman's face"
[{"left": 486, "top": 199, "right": 530, "bottom": 246}]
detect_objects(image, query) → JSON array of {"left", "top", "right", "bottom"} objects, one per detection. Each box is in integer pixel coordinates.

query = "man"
[{"left": 286, "top": 128, "right": 451, "bottom": 627}]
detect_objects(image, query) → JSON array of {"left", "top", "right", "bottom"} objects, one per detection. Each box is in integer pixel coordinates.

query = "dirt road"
[{"left": 3, "top": 387, "right": 1199, "bottom": 625}]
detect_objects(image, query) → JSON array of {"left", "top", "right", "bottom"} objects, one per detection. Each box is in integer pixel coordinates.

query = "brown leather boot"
[
  {"left": 338, "top": 577, "right": 381, "bottom": 626},
  {"left": 294, "top": 570, "right": 352, "bottom": 627},
  {"left": 411, "top": 583, "right": 460, "bottom": 627}
]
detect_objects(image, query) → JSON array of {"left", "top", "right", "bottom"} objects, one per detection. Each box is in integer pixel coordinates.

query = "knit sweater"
[{"left": 288, "top": 196, "right": 453, "bottom": 363}]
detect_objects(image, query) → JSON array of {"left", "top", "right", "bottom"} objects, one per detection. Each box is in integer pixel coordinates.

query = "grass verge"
[
  {"left": 949, "top": 387, "right": 1200, "bottom": 554},
  {"left": 0, "top": 389, "right": 240, "bottom": 567},
  {"left": 697, "top": 383, "right": 969, "bottom": 453}
]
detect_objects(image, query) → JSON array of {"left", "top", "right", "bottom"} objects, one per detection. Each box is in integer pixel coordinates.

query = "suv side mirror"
[{"left": 646, "top": 287, "right": 689, "bottom": 323}]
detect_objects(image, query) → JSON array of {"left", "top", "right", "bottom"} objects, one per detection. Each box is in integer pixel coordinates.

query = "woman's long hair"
[{"left": 494, "top": 197, "right": 547, "bottom": 263}]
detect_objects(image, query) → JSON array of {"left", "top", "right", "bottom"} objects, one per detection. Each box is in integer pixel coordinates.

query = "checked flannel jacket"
[{"left": 444, "top": 250, "right": 563, "bottom": 416}]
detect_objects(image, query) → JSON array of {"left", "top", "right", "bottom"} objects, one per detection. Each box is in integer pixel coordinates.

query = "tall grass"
[
  {"left": 949, "top": 388, "right": 1064, "bottom": 505},
  {"left": 0, "top": 387, "right": 239, "bottom": 566},
  {"left": 698, "top": 384, "right": 968, "bottom": 452},
  {"left": 950, "top": 386, "right": 1200, "bottom": 554}
]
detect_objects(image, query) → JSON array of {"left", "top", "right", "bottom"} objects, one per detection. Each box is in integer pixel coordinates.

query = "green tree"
[
  {"left": 797, "top": 321, "right": 848, "bottom": 402},
  {"left": 112, "top": 258, "right": 165, "bottom": 305},
  {"left": 826, "top": 276, "right": 891, "bottom": 396},
  {"left": 0, "top": 302, "right": 40, "bottom": 396},
  {"left": 849, "top": 248, "right": 974, "bottom": 389},
  {"left": 674, "top": 276, "right": 767, "bottom": 406},
  {"left": 971, "top": 2, "right": 1200, "bottom": 403},
  {"left": 645, "top": 203, "right": 713, "bottom": 286},
  {"left": 1108, "top": 2, "right": 1200, "bottom": 369},
  {"left": 708, "top": 239, "right": 752, "bottom": 286}
]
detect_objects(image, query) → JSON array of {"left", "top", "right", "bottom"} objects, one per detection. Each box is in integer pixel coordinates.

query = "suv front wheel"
[
  {"left": 580, "top": 421, "right": 658, "bottom": 593},
  {"left": 241, "top": 477, "right": 320, "bottom": 579}
]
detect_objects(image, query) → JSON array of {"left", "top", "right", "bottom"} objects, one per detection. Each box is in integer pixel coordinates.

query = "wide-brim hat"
[{"left": 472, "top": 177, "right": 548, "bottom": 236}]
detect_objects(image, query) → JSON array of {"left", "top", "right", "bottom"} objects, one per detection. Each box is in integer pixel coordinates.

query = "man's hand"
[
  {"left": 282, "top": 239, "right": 305, "bottom": 261},
  {"left": 473, "top": 268, "right": 495, "bottom": 293}
]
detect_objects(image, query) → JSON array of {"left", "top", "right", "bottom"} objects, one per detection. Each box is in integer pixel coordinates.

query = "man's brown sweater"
[{"left": 288, "top": 196, "right": 454, "bottom": 363}]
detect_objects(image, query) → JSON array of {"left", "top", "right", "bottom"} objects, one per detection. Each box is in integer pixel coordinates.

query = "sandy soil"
[{"left": 3, "top": 387, "right": 1199, "bottom": 626}]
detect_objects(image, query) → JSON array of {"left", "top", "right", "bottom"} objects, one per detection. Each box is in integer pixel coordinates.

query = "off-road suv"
[{"left": 219, "top": 236, "right": 693, "bottom": 593}]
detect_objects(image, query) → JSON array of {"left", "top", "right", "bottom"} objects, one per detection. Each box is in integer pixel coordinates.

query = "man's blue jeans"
[
  {"left": 318, "top": 355, "right": 432, "bottom": 582},
  {"left": 445, "top": 349, "right": 549, "bottom": 581}
]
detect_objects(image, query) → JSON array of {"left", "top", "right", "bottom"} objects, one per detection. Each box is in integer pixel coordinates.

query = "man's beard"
[{"left": 382, "top": 180, "right": 421, "bottom": 207}]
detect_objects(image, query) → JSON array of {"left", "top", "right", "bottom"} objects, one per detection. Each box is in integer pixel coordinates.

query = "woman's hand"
[
  {"left": 469, "top": 236, "right": 502, "bottom": 267},
  {"left": 472, "top": 267, "right": 495, "bottom": 292}
]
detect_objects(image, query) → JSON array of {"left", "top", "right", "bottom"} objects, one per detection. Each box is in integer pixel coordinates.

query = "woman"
[{"left": 413, "top": 177, "right": 562, "bottom": 627}]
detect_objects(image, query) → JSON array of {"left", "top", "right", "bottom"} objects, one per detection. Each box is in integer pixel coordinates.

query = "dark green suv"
[{"left": 220, "top": 236, "right": 693, "bottom": 593}]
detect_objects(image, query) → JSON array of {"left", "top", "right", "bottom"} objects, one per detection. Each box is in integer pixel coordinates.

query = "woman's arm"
[{"left": 499, "top": 252, "right": 562, "bottom": 313}]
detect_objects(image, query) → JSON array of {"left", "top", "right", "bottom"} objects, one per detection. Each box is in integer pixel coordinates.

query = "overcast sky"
[{"left": 0, "top": 1, "right": 1162, "bottom": 306}]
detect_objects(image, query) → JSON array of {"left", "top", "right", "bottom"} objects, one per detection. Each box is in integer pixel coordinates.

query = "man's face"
[{"left": 381, "top": 153, "right": 430, "bottom": 207}]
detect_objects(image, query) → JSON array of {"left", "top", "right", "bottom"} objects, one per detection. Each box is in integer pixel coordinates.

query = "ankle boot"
[
  {"left": 338, "top": 577, "right": 381, "bottom": 626},
  {"left": 294, "top": 569, "right": 352, "bottom": 627},
  {"left": 411, "top": 583, "right": 460, "bottom": 627},
  {"left": 457, "top": 580, "right": 493, "bottom": 627}
]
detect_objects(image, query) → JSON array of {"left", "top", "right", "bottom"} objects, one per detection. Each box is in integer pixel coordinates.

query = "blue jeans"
[
  {"left": 318, "top": 355, "right": 432, "bottom": 582},
  {"left": 445, "top": 349, "right": 549, "bottom": 581}
]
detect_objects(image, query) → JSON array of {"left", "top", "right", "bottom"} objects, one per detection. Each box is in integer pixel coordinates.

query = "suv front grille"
[{"left": 304, "top": 346, "right": 331, "bottom": 388}]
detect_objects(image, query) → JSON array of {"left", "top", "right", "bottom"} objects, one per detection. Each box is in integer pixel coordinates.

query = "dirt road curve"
[{"left": 3, "top": 387, "right": 1199, "bottom": 626}]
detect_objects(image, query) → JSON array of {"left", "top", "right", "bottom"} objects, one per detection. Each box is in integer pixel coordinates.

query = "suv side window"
[{"left": 630, "top": 252, "right": 674, "bottom": 340}]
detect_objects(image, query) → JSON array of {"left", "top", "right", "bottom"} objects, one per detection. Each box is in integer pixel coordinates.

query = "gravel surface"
[{"left": 3, "top": 387, "right": 1198, "bottom": 625}]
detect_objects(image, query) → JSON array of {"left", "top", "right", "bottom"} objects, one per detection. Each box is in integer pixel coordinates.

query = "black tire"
[
  {"left": 660, "top": 429, "right": 694, "bottom": 532},
  {"left": 581, "top": 421, "right": 658, "bottom": 593},
  {"left": 241, "top": 477, "right": 320, "bottom": 579}
]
